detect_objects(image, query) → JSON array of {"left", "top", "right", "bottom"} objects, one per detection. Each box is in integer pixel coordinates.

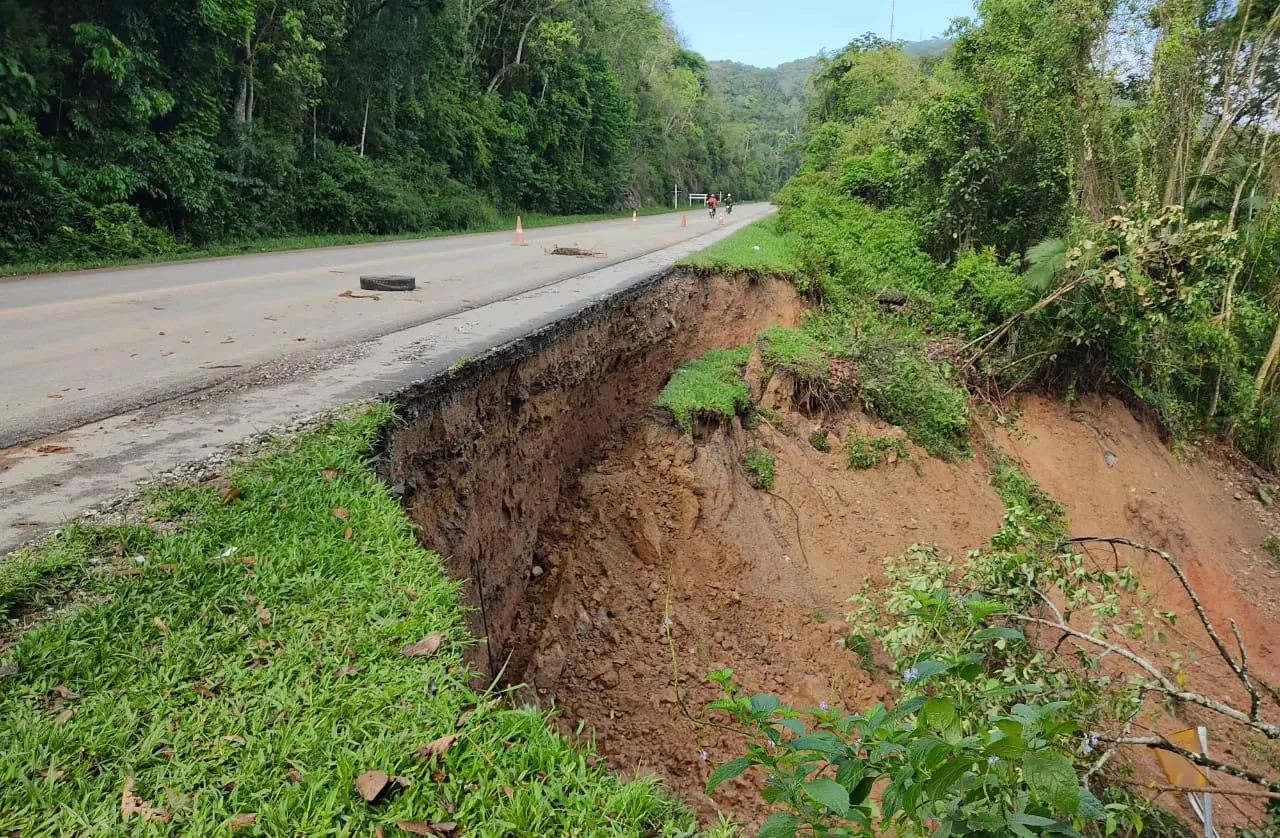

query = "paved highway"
[{"left": 0, "top": 204, "right": 770, "bottom": 447}]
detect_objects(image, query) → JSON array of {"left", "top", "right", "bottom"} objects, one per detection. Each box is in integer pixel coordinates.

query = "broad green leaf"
[
  {"left": 749, "top": 693, "right": 781, "bottom": 713},
  {"left": 758, "top": 812, "right": 802, "bottom": 838},
  {"left": 706, "top": 756, "right": 753, "bottom": 792},
  {"left": 922, "top": 697, "right": 957, "bottom": 730},
  {"left": 803, "top": 777, "right": 850, "bottom": 815},
  {"left": 972, "top": 626, "right": 1024, "bottom": 642},
  {"left": 985, "top": 732, "right": 1026, "bottom": 759},
  {"left": 848, "top": 774, "right": 875, "bottom": 805},
  {"left": 1009, "top": 812, "right": 1058, "bottom": 826},
  {"left": 1023, "top": 749, "right": 1080, "bottom": 813},
  {"left": 910, "top": 659, "right": 953, "bottom": 681}
]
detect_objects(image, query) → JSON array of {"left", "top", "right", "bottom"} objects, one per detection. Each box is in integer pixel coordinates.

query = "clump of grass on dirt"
[
  {"left": 843, "top": 427, "right": 909, "bottom": 470},
  {"left": 655, "top": 346, "right": 752, "bottom": 433},
  {"left": 757, "top": 325, "right": 831, "bottom": 382},
  {"left": 808, "top": 431, "right": 831, "bottom": 452},
  {"left": 0, "top": 404, "right": 706, "bottom": 836},
  {"left": 742, "top": 447, "right": 777, "bottom": 489},
  {"left": 855, "top": 332, "right": 969, "bottom": 461},
  {"left": 678, "top": 216, "right": 802, "bottom": 278}
]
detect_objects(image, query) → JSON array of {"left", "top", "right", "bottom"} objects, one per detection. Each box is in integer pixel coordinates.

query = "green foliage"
[
  {"left": 742, "top": 446, "right": 776, "bottom": 490},
  {"left": 808, "top": 431, "right": 830, "bottom": 452},
  {"left": 679, "top": 216, "right": 804, "bottom": 279},
  {"left": 758, "top": 325, "right": 831, "bottom": 381},
  {"left": 842, "top": 427, "right": 909, "bottom": 470},
  {"left": 1263, "top": 534, "right": 1280, "bottom": 560},
  {"left": 837, "top": 146, "right": 906, "bottom": 207},
  {"left": 655, "top": 346, "right": 752, "bottom": 433},
  {"left": 0, "top": 0, "right": 775, "bottom": 267},
  {"left": 855, "top": 333, "right": 970, "bottom": 460},
  {"left": 0, "top": 405, "right": 705, "bottom": 834}
]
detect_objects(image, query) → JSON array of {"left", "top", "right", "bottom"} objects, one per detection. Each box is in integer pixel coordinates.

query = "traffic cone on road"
[
  {"left": 680, "top": 212, "right": 687, "bottom": 227},
  {"left": 514, "top": 216, "right": 525, "bottom": 246},
  {"left": 631, "top": 210, "right": 638, "bottom": 229},
  {"left": 717, "top": 213, "right": 725, "bottom": 226}
]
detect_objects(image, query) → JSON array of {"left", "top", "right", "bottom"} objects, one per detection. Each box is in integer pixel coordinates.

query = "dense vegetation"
[
  {"left": 774, "top": 0, "right": 1280, "bottom": 471},
  {"left": 0, "top": 0, "right": 787, "bottom": 267}
]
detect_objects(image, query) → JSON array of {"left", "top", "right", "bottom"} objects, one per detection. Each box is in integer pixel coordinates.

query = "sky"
[{"left": 665, "top": 0, "right": 978, "bottom": 68}]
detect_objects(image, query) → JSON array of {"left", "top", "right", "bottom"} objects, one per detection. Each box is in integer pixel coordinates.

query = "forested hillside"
[
  {"left": 707, "top": 57, "right": 817, "bottom": 194},
  {"left": 773, "top": 1, "right": 1280, "bottom": 470},
  {"left": 0, "top": 0, "right": 771, "bottom": 265}
]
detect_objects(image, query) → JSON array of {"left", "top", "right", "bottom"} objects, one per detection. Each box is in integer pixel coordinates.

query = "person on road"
[
  {"left": 707, "top": 193, "right": 719, "bottom": 217},
  {"left": 725, "top": 193, "right": 734, "bottom": 215}
]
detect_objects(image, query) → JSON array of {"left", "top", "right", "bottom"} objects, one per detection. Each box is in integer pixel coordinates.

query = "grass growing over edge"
[
  {"left": 0, "top": 404, "right": 716, "bottom": 837},
  {"left": 0, "top": 206, "right": 686, "bottom": 277},
  {"left": 655, "top": 346, "right": 752, "bottom": 434},
  {"left": 855, "top": 333, "right": 970, "bottom": 462},
  {"left": 757, "top": 325, "right": 831, "bottom": 382},
  {"left": 677, "top": 216, "right": 802, "bottom": 278}
]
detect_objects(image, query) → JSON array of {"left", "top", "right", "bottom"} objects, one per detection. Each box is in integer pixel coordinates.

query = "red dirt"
[{"left": 507, "top": 387, "right": 1006, "bottom": 825}]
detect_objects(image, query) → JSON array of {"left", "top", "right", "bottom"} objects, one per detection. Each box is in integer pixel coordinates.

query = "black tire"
[{"left": 359, "top": 274, "right": 416, "bottom": 292}]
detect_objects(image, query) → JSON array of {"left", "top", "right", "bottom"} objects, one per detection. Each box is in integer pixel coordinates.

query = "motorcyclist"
[
  {"left": 725, "top": 192, "right": 734, "bottom": 214},
  {"left": 707, "top": 193, "right": 719, "bottom": 216}
]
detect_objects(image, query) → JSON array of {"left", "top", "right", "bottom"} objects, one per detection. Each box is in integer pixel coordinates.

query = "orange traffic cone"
[
  {"left": 680, "top": 212, "right": 687, "bottom": 227},
  {"left": 514, "top": 216, "right": 525, "bottom": 246},
  {"left": 717, "top": 213, "right": 725, "bottom": 226},
  {"left": 631, "top": 209, "right": 638, "bottom": 230}
]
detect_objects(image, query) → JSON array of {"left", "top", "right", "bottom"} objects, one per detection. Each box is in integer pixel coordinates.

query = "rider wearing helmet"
[
  {"left": 725, "top": 192, "right": 734, "bottom": 214},
  {"left": 707, "top": 193, "right": 719, "bottom": 213}
]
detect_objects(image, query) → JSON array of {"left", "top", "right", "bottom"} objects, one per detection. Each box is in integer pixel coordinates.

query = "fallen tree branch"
[
  {"left": 1010, "top": 614, "right": 1280, "bottom": 739},
  {"left": 1111, "top": 736, "right": 1280, "bottom": 794},
  {"left": 1112, "top": 778, "right": 1280, "bottom": 801},
  {"left": 1063, "top": 536, "right": 1263, "bottom": 722}
]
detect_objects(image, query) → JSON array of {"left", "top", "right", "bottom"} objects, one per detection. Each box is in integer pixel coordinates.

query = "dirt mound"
[{"left": 506, "top": 403, "right": 1005, "bottom": 824}]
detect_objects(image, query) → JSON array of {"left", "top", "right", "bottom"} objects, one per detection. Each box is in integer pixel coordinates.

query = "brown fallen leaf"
[
  {"left": 332, "top": 507, "right": 350, "bottom": 520},
  {"left": 115, "top": 566, "right": 143, "bottom": 577},
  {"left": 321, "top": 468, "right": 339, "bottom": 481},
  {"left": 121, "top": 777, "right": 171, "bottom": 823},
  {"left": 226, "top": 813, "right": 257, "bottom": 831},
  {"left": 334, "top": 663, "right": 366, "bottom": 679},
  {"left": 221, "top": 555, "right": 257, "bottom": 566},
  {"left": 338, "top": 290, "right": 380, "bottom": 300},
  {"left": 35, "top": 444, "right": 73, "bottom": 454},
  {"left": 344, "top": 527, "right": 353, "bottom": 541},
  {"left": 376, "top": 828, "right": 386, "bottom": 838},
  {"left": 223, "top": 735, "right": 247, "bottom": 746},
  {"left": 54, "top": 707, "right": 75, "bottom": 726},
  {"left": 354, "top": 770, "right": 390, "bottom": 802},
  {"left": 38, "top": 767, "right": 66, "bottom": 781},
  {"left": 113, "top": 541, "right": 126, "bottom": 557},
  {"left": 286, "top": 767, "right": 303, "bottom": 783},
  {"left": 400, "top": 633, "right": 445, "bottom": 658},
  {"left": 221, "top": 487, "right": 243, "bottom": 504},
  {"left": 154, "top": 563, "right": 177, "bottom": 573},
  {"left": 245, "top": 593, "right": 272, "bottom": 626},
  {"left": 396, "top": 822, "right": 457, "bottom": 836},
  {"left": 414, "top": 734, "right": 458, "bottom": 760},
  {"left": 154, "top": 743, "right": 176, "bottom": 759},
  {"left": 193, "top": 684, "right": 217, "bottom": 699},
  {"left": 50, "top": 685, "right": 80, "bottom": 701},
  {"left": 153, "top": 617, "right": 171, "bottom": 638}
]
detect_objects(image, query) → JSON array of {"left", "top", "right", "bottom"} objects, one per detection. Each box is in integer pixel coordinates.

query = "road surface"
[
  {"left": 1, "top": 204, "right": 770, "bottom": 448},
  {"left": 0, "top": 204, "right": 774, "bottom": 553}
]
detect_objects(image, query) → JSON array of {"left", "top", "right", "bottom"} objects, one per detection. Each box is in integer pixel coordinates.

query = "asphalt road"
[{"left": 0, "top": 204, "right": 770, "bottom": 447}]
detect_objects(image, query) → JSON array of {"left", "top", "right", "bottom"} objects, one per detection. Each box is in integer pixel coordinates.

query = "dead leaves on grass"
[
  {"left": 400, "top": 633, "right": 444, "bottom": 658},
  {"left": 121, "top": 777, "right": 171, "bottom": 823},
  {"left": 332, "top": 507, "right": 350, "bottom": 520},
  {"left": 354, "top": 770, "right": 408, "bottom": 803},
  {"left": 244, "top": 592, "right": 272, "bottom": 627},
  {"left": 414, "top": 734, "right": 458, "bottom": 760},
  {"left": 225, "top": 813, "right": 257, "bottom": 831},
  {"left": 396, "top": 822, "right": 458, "bottom": 836}
]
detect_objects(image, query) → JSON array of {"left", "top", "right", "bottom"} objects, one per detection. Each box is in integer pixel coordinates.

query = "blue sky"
[{"left": 665, "top": 0, "right": 977, "bottom": 67}]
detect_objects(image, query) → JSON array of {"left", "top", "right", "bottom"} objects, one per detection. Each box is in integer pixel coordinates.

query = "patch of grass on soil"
[
  {"left": 855, "top": 333, "right": 969, "bottom": 461},
  {"left": 742, "top": 447, "right": 777, "bottom": 490},
  {"left": 757, "top": 325, "right": 831, "bottom": 382},
  {"left": 842, "top": 428, "right": 909, "bottom": 470},
  {"left": 0, "top": 404, "right": 706, "bottom": 836},
  {"left": 655, "top": 346, "right": 752, "bottom": 434},
  {"left": 678, "top": 216, "right": 802, "bottom": 277}
]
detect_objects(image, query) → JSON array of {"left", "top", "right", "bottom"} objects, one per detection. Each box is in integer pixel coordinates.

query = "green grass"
[
  {"left": 742, "top": 447, "right": 777, "bottom": 490},
  {"left": 808, "top": 431, "right": 831, "bottom": 452},
  {"left": 0, "top": 206, "right": 685, "bottom": 277},
  {"left": 855, "top": 332, "right": 970, "bottom": 461},
  {"left": 842, "top": 428, "right": 909, "bottom": 470},
  {"left": 757, "top": 325, "right": 831, "bottom": 382},
  {"left": 0, "top": 404, "right": 712, "bottom": 836},
  {"left": 655, "top": 346, "right": 752, "bottom": 434},
  {"left": 677, "top": 216, "right": 802, "bottom": 277}
]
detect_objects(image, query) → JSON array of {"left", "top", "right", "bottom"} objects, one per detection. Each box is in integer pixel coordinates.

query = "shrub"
[
  {"left": 809, "top": 431, "right": 831, "bottom": 452},
  {"left": 758, "top": 325, "right": 831, "bottom": 381},
  {"left": 856, "top": 334, "right": 970, "bottom": 460},
  {"left": 843, "top": 427, "right": 909, "bottom": 469}
]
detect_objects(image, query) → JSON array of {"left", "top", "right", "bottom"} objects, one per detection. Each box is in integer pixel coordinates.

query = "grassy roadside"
[
  {"left": 0, "top": 404, "right": 721, "bottom": 836},
  {"left": 0, "top": 206, "right": 687, "bottom": 278}
]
